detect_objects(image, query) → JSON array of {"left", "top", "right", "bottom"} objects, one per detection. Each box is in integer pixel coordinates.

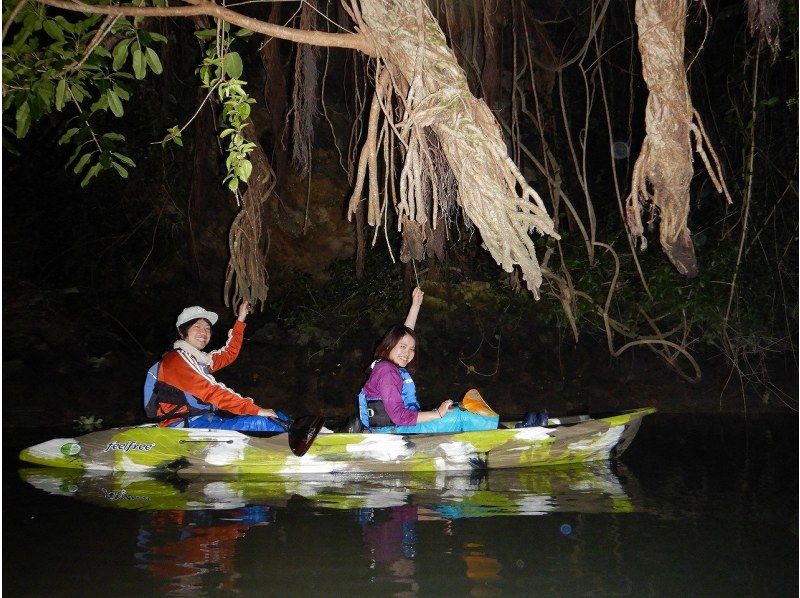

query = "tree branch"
[
  {"left": 34, "top": 0, "right": 375, "bottom": 54},
  {"left": 2, "top": 0, "right": 29, "bottom": 43}
]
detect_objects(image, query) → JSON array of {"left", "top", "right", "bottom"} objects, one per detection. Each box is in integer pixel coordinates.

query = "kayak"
[
  {"left": 18, "top": 408, "right": 654, "bottom": 474},
  {"left": 19, "top": 461, "right": 639, "bottom": 516}
]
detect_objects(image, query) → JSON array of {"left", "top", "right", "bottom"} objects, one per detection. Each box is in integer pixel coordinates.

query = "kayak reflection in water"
[
  {"left": 135, "top": 507, "right": 273, "bottom": 594},
  {"left": 146, "top": 302, "right": 290, "bottom": 432},
  {"left": 357, "top": 287, "right": 500, "bottom": 433}
]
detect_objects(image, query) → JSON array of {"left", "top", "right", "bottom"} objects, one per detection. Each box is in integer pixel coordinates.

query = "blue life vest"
[
  {"left": 358, "top": 361, "right": 420, "bottom": 428},
  {"left": 143, "top": 359, "right": 214, "bottom": 420}
]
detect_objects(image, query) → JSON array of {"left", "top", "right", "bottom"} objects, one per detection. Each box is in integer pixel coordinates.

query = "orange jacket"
[{"left": 157, "top": 321, "right": 260, "bottom": 426}]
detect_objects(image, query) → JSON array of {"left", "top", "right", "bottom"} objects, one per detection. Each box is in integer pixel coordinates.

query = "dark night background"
[{"left": 2, "top": 0, "right": 797, "bottom": 434}]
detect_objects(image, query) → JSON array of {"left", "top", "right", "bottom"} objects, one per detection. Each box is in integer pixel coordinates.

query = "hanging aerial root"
[
  {"left": 627, "top": 0, "right": 732, "bottom": 277},
  {"left": 346, "top": 0, "right": 559, "bottom": 297},
  {"left": 224, "top": 121, "right": 274, "bottom": 311}
]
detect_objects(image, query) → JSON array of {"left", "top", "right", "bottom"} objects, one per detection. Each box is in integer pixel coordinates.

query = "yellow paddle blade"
[{"left": 460, "top": 388, "right": 499, "bottom": 417}]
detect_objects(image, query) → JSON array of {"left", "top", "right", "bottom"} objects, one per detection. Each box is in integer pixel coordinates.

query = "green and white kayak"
[{"left": 18, "top": 408, "right": 655, "bottom": 475}]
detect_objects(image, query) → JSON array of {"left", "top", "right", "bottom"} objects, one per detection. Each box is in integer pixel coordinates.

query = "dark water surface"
[{"left": 3, "top": 414, "right": 797, "bottom": 597}]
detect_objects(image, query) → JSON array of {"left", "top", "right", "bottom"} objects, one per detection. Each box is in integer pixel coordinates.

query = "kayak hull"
[{"left": 19, "top": 408, "right": 655, "bottom": 475}]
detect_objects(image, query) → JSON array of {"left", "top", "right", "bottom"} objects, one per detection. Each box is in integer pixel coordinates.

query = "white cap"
[{"left": 176, "top": 306, "right": 218, "bottom": 328}]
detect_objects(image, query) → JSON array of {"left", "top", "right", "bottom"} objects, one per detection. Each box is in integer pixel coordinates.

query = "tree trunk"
[{"left": 260, "top": 3, "right": 289, "bottom": 202}]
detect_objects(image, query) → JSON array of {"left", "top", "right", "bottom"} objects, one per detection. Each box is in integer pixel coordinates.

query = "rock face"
[{"left": 266, "top": 149, "right": 355, "bottom": 283}]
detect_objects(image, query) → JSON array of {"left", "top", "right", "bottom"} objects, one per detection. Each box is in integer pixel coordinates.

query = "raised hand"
[
  {"left": 237, "top": 300, "right": 252, "bottom": 322},
  {"left": 410, "top": 286, "right": 424, "bottom": 307}
]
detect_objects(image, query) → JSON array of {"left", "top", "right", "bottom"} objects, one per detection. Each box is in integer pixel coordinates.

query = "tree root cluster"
[
  {"left": 224, "top": 121, "right": 273, "bottom": 310},
  {"left": 345, "top": 0, "right": 558, "bottom": 296}
]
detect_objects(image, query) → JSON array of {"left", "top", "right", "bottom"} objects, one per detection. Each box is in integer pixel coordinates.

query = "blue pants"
[
  {"left": 373, "top": 408, "right": 498, "bottom": 434},
  {"left": 173, "top": 411, "right": 290, "bottom": 432}
]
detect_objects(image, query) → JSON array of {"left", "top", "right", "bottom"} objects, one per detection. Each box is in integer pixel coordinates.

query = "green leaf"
[
  {"left": 35, "top": 79, "right": 55, "bottom": 106},
  {"left": 55, "top": 78, "right": 67, "bottom": 111},
  {"left": 53, "top": 16, "right": 75, "bottom": 33},
  {"left": 73, "top": 152, "right": 92, "bottom": 175},
  {"left": 227, "top": 176, "right": 239, "bottom": 191},
  {"left": 102, "top": 132, "right": 125, "bottom": 141},
  {"left": 132, "top": 47, "right": 146, "bottom": 79},
  {"left": 80, "top": 163, "right": 103, "bottom": 187},
  {"left": 59, "top": 127, "right": 80, "bottom": 144},
  {"left": 43, "top": 20, "right": 64, "bottom": 41},
  {"left": 172, "top": 135, "right": 183, "bottom": 147},
  {"left": 93, "top": 46, "right": 111, "bottom": 59},
  {"left": 235, "top": 28, "right": 254, "bottom": 37},
  {"left": 15, "top": 101, "right": 31, "bottom": 138},
  {"left": 112, "top": 38, "right": 132, "bottom": 71},
  {"left": 69, "top": 83, "right": 84, "bottom": 102},
  {"left": 89, "top": 95, "right": 108, "bottom": 114},
  {"left": 65, "top": 142, "right": 87, "bottom": 167},
  {"left": 111, "top": 152, "right": 136, "bottom": 167},
  {"left": 194, "top": 29, "right": 217, "bottom": 40},
  {"left": 236, "top": 159, "right": 252, "bottom": 181},
  {"left": 112, "top": 84, "right": 130, "bottom": 101},
  {"left": 761, "top": 96, "right": 780, "bottom": 108},
  {"left": 222, "top": 52, "right": 243, "bottom": 79},
  {"left": 106, "top": 90, "right": 123, "bottom": 117},
  {"left": 111, "top": 161, "right": 129, "bottom": 178},
  {"left": 149, "top": 32, "right": 168, "bottom": 43},
  {"left": 145, "top": 47, "right": 162, "bottom": 74}
]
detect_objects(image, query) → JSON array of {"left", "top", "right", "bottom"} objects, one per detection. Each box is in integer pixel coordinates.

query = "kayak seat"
[{"left": 342, "top": 413, "right": 366, "bottom": 433}]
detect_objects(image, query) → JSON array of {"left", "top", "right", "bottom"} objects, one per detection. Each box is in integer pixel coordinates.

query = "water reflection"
[
  {"left": 19, "top": 464, "right": 637, "bottom": 594},
  {"left": 135, "top": 508, "right": 274, "bottom": 595},
  {"left": 20, "top": 462, "right": 637, "bottom": 515}
]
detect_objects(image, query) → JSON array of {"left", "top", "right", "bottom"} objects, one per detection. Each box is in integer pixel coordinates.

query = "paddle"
[{"left": 268, "top": 415, "right": 325, "bottom": 457}]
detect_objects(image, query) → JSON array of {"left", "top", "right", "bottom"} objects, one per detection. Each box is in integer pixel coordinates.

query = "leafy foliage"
[
  {"left": 1, "top": 2, "right": 169, "bottom": 185},
  {"left": 196, "top": 24, "right": 256, "bottom": 193}
]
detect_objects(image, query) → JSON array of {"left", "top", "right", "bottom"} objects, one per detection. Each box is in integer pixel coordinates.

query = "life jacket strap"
[{"left": 150, "top": 381, "right": 210, "bottom": 422}]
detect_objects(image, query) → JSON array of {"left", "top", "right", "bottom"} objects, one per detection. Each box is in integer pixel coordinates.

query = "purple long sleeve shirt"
[{"left": 362, "top": 360, "right": 419, "bottom": 426}]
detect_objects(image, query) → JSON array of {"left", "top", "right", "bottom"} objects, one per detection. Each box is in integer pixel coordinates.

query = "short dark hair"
[
  {"left": 374, "top": 324, "right": 419, "bottom": 371},
  {"left": 177, "top": 317, "right": 212, "bottom": 339}
]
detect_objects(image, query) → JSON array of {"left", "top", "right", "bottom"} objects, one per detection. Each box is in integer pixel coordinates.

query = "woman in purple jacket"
[{"left": 357, "top": 288, "right": 499, "bottom": 433}]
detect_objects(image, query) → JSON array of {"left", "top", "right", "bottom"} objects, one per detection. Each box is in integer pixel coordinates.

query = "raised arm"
[{"left": 403, "top": 287, "right": 424, "bottom": 330}]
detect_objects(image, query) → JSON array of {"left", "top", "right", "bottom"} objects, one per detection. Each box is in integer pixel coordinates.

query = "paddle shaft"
[{"left": 268, "top": 417, "right": 291, "bottom": 431}]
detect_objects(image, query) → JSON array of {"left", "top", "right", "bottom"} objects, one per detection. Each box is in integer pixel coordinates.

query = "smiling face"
[
  {"left": 388, "top": 333, "right": 416, "bottom": 368},
  {"left": 182, "top": 318, "right": 212, "bottom": 350}
]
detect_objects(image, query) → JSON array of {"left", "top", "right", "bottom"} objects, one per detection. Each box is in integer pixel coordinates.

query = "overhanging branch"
[{"left": 33, "top": 0, "right": 375, "bottom": 54}]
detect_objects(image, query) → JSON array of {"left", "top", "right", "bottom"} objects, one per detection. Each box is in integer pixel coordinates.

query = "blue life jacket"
[
  {"left": 143, "top": 359, "right": 214, "bottom": 420},
  {"left": 358, "top": 361, "right": 420, "bottom": 428}
]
